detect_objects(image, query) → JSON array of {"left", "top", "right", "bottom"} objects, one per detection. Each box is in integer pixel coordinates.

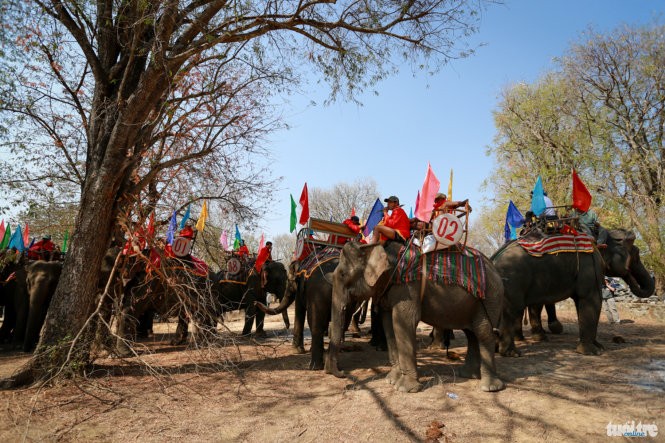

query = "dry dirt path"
[{"left": 0, "top": 302, "right": 663, "bottom": 442}]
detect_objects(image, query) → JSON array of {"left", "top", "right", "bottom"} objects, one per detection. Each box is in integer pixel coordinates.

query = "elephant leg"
[
  {"left": 171, "top": 312, "right": 189, "bottom": 345},
  {"left": 574, "top": 293, "right": 604, "bottom": 355},
  {"left": 369, "top": 304, "right": 387, "bottom": 350},
  {"left": 292, "top": 296, "right": 306, "bottom": 354},
  {"left": 458, "top": 329, "right": 481, "bottom": 379},
  {"left": 391, "top": 303, "right": 421, "bottom": 393},
  {"left": 475, "top": 323, "right": 505, "bottom": 392},
  {"left": 115, "top": 307, "right": 137, "bottom": 357},
  {"left": 307, "top": 303, "right": 325, "bottom": 370},
  {"left": 545, "top": 303, "right": 563, "bottom": 334},
  {"left": 499, "top": 307, "right": 522, "bottom": 357},
  {"left": 381, "top": 308, "right": 401, "bottom": 386},
  {"left": 528, "top": 304, "right": 548, "bottom": 342}
]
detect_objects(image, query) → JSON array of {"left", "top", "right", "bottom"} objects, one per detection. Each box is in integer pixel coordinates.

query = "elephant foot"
[
  {"left": 386, "top": 366, "right": 401, "bottom": 385},
  {"left": 170, "top": 337, "right": 187, "bottom": 346},
  {"left": 499, "top": 343, "right": 522, "bottom": 357},
  {"left": 514, "top": 332, "right": 525, "bottom": 342},
  {"left": 309, "top": 359, "right": 324, "bottom": 371},
  {"left": 480, "top": 376, "right": 506, "bottom": 392},
  {"left": 375, "top": 342, "right": 387, "bottom": 352},
  {"left": 254, "top": 330, "right": 268, "bottom": 339},
  {"left": 575, "top": 341, "right": 603, "bottom": 355},
  {"left": 530, "top": 331, "right": 548, "bottom": 342},
  {"left": 324, "top": 360, "right": 346, "bottom": 378},
  {"left": 395, "top": 374, "right": 422, "bottom": 393},
  {"left": 548, "top": 320, "right": 564, "bottom": 334},
  {"left": 292, "top": 344, "right": 306, "bottom": 354},
  {"left": 457, "top": 364, "right": 481, "bottom": 380}
]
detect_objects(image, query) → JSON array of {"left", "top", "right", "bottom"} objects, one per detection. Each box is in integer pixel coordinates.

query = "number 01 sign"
[{"left": 431, "top": 213, "right": 463, "bottom": 246}]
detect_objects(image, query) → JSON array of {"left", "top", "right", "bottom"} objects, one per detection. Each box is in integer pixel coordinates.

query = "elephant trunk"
[
  {"left": 626, "top": 250, "right": 655, "bottom": 298},
  {"left": 255, "top": 289, "right": 293, "bottom": 315},
  {"left": 325, "top": 274, "right": 348, "bottom": 378}
]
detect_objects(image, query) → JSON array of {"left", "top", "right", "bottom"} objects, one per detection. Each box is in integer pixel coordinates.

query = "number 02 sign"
[{"left": 432, "top": 213, "right": 463, "bottom": 246}]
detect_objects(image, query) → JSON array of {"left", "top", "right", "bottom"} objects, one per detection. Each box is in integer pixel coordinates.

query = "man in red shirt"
[
  {"left": 237, "top": 240, "right": 250, "bottom": 258},
  {"left": 334, "top": 216, "right": 363, "bottom": 245},
  {"left": 254, "top": 241, "right": 273, "bottom": 288},
  {"left": 371, "top": 196, "right": 410, "bottom": 243},
  {"left": 28, "top": 235, "right": 56, "bottom": 260},
  {"left": 431, "top": 193, "right": 469, "bottom": 221}
]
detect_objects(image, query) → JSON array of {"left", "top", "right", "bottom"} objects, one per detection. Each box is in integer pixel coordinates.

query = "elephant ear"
[{"left": 364, "top": 245, "right": 390, "bottom": 288}]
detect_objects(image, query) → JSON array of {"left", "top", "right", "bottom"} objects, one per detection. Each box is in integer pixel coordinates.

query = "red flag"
[
  {"left": 147, "top": 212, "right": 155, "bottom": 240},
  {"left": 299, "top": 183, "right": 309, "bottom": 225},
  {"left": 414, "top": 190, "right": 421, "bottom": 217},
  {"left": 259, "top": 232, "right": 265, "bottom": 251},
  {"left": 572, "top": 169, "right": 592, "bottom": 212},
  {"left": 350, "top": 207, "right": 356, "bottom": 217},
  {"left": 415, "top": 163, "right": 440, "bottom": 222},
  {"left": 23, "top": 222, "right": 30, "bottom": 246}
]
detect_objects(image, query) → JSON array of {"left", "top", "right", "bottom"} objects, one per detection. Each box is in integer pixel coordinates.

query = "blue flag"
[
  {"left": 166, "top": 210, "right": 177, "bottom": 244},
  {"left": 180, "top": 204, "right": 191, "bottom": 229},
  {"left": 531, "top": 176, "right": 546, "bottom": 217},
  {"left": 504, "top": 201, "right": 524, "bottom": 243},
  {"left": 8, "top": 224, "right": 25, "bottom": 252},
  {"left": 409, "top": 207, "right": 413, "bottom": 219},
  {"left": 234, "top": 224, "right": 242, "bottom": 249},
  {"left": 363, "top": 199, "right": 384, "bottom": 237}
]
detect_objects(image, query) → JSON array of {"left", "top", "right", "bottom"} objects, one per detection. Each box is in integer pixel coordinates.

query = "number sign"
[
  {"left": 226, "top": 257, "right": 241, "bottom": 275},
  {"left": 172, "top": 237, "right": 193, "bottom": 257},
  {"left": 431, "top": 213, "right": 463, "bottom": 246}
]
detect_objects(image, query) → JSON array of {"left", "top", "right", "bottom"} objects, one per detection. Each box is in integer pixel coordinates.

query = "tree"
[
  {"left": 0, "top": 0, "right": 489, "bottom": 387},
  {"left": 487, "top": 23, "right": 665, "bottom": 291},
  {"left": 308, "top": 178, "right": 380, "bottom": 223}
]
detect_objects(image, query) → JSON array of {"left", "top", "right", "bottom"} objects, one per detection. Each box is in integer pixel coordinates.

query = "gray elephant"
[
  {"left": 492, "top": 228, "right": 654, "bottom": 357},
  {"left": 24, "top": 260, "right": 63, "bottom": 352},
  {"left": 214, "top": 260, "right": 288, "bottom": 337},
  {"left": 0, "top": 252, "right": 29, "bottom": 349},
  {"left": 256, "top": 251, "right": 380, "bottom": 370},
  {"left": 325, "top": 241, "right": 506, "bottom": 393}
]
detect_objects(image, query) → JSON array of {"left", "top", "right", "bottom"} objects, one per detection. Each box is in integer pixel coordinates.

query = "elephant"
[
  {"left": 492, "top": 228, "right": 654, "bottom": 357},
  {"left": 0, "top": 252, "right": 29, "bottom": 349},
  {"left": 24, "top": 260, "right": 63, "bottom": 352},
  {"left": 325, "top": 241, "right": 506, "bottom": 393},
  {"left": 256, "top": 254, "right": 382, "bottom": 370},
  {"left": 214, "top": 260, "right": 288, "bottom": 337}
]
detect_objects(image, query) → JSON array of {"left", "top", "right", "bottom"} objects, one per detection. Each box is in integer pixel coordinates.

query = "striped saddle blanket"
[
  {"left": 294, "top": 247, "right": 340, "bottom": 278},
  {"left": 394, "top": 243, "right": 487, "bottom": 299},
  {"left": 517, "top": 233, "right": 595, "bottom": 257}
]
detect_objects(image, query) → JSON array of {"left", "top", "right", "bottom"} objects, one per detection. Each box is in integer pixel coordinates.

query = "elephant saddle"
[
  {"left": 293, "top": 246, "right": 340, "bottom": 279},
  {"left": 517, "top": 233, "right": 595, "bottom": 257},
  {"left": 394, "top": 243, "right": 487, "bottom": 299}
]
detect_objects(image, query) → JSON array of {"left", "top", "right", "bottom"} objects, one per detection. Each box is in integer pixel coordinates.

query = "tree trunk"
[{"left": 1, "top": 165, "right": 122, "bottom": 388}]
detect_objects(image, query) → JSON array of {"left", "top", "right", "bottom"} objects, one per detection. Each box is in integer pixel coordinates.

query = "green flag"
[
  {"left": 0, "top": 225, "right": 11, "bottom": 249},
  {"left": 62, "top": 230, "right": 69, "bottom": 253},
  {"left": 290, "top": 194, "right": 297, "bottom": 233}
]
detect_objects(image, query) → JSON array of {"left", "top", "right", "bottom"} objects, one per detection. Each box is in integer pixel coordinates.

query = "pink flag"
[
  {"left": 259, "top": 233, "right": 265, "bottom": 251},
  {"left": 0, "top": 220, "right": 5, "bottom": 242},
  {"left": 414, "top": 190, "right": 421, "bottom": 218},
  {"left": 415, "top": 163, "right": 440, "bottom": 222},
  {"left": 220, "top": 230, "right": 229, "bottom": 250},
  {"left": 23, "top": 222, "right": 30, "bottom": 246},
  {"left": 350, "top": 207, "right": 356, "bottom": 217}
]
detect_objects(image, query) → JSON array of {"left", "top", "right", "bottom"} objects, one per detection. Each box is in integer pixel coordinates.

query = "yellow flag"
[
  {"left": 447, "top": 169, "right": 453, "bottom": 200},
  {"left": 196, "top": 200, "right": 208, "bottom": 231}
]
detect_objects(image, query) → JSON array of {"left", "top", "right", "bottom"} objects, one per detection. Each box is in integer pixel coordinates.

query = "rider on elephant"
[
  {"left": 237, "top": 240, "right": 250, "bottom": 260},
  {"left": 334, "top": 216, "right": 365, "bottom": 245},
  {"left": 255, "top": 241, "right": 273, "bottom": 288},
  {"left": 371, "top": 196, "right": 410, "bottom": 244},
  {"left": 573, "top": 207, "right": 607, "bottom": 244},
  {"left": 27, "top": 235, "right": 56, "bottom": 261}
]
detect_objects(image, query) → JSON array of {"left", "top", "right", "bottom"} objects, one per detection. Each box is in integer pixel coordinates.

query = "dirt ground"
[{"left": 0, "top": 300, "right": 664, "bottom": 443}]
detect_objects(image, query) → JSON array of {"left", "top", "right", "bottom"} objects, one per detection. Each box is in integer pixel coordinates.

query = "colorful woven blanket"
[
  {"left": 394, "top": 243, "right": 487, "bottom": 299},
  {"left": 517, "top": 233, "right": 595, "bottom": 257},
  {"left": 294, "top": 246, "right": 340, "bottom": 279}
]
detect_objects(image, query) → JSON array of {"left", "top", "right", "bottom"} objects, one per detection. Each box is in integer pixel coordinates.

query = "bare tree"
[
  {"left": 0, "top": 0, "right": 490, "bottom": 387},
  {"left": 309, "top": 178, "right": 380, "bottom": 223}
]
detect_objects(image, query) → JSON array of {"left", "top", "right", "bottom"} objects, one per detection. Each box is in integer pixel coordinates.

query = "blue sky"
[{"left": 260, "top": 0, "right": 665, "bottom": 240}]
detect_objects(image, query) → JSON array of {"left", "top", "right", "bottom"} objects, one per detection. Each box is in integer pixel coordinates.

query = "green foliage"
[{"left": 486, "top": 23, "right": 665, "bottom": 285}]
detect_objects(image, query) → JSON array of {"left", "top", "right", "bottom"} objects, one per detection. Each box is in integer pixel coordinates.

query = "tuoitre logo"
[{"left": 607, "top": 421, "right": 658, "bottom": 438}]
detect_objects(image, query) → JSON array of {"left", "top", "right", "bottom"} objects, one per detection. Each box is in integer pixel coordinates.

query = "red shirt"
[
  {"left": 334, "top": 219, "right": 362, "bottom": 245},
  {"left": 28, "top": 239, "right": 55, "bottom": 260},
  {"left": 384, "top": 207, "right": 410, "bottom": 240},
  {"left": 254, "top": 246, "right": 272, "bottom": 272},
  {"left": 237, "top": 245, "right": 250, "bottom": 257}
]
